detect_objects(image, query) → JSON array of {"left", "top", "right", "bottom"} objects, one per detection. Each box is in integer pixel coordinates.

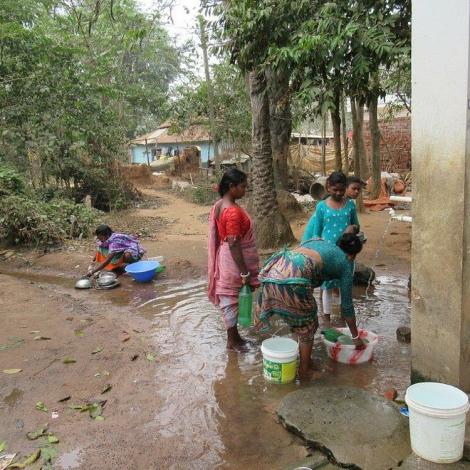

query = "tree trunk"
[
  {"left": 321, "top": 114, "right": 327, "bottom": 175},
  {"left": 199, "top": 17, "right": 219, "bottom": 170},
  {"left": 350, "top": 97, "right": 365, "bottom": 212},
  {"left": 341, "top": 93, "right": 349, "bottom": 172},
  {"left": 357, "top": 99, "right": 370, "bottom": 179},
  {"left": 266, "top": 67, "right": 291, "bottom": 190},
  {"left": 249, "top": 70, "right": 294, "bottom": 248},
  {"left": 368, "top": 93, "right": 381, "bottom": 199},
  {"left": 331, "top": 91, "right": 342, "bottom": 172}
]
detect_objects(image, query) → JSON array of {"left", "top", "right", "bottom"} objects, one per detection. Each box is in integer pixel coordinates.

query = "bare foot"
[
  {"left": 227, "top": 342, "right": 251, "bottom": 353},
  {"left": 227, "top": 336, "right": 256, "bottom": 352}
]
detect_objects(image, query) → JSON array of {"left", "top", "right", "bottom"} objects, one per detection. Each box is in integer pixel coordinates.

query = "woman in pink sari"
[{"left": 208, "top": 169, "right": 260, "bottom": 352}]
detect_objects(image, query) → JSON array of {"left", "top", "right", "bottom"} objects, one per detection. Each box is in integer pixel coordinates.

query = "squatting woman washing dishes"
[
  {"left": 208, "top": 169, "right": 260, "bottom": 352},
  {"left": 255, "top": 233, "right": 365, "bottom": 378}
]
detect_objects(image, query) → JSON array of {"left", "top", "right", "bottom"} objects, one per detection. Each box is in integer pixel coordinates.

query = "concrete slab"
[
  {"left": 398, "top": 454, "right": 470, "bottom": 469},
  {"left": 277, "top": 386, "right": 411, "bottom": 470}
]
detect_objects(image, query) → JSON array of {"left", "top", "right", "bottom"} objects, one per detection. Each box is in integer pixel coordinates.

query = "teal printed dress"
[{"left": 302, "top": 198, "right": 359, "bottom": 289}]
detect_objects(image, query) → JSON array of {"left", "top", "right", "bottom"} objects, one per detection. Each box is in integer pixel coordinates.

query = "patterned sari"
[
  {"left": 96, "top": 233, "right": 144, "bottom": 271},
  {"left": 254, "top": 249, "right": 322, "bottom": 342},
  {"left": 208, "top": 200, "right": 259, "bottom": 329}
]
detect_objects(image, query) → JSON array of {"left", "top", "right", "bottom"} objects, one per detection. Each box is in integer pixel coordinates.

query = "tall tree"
[
  {"left": 249, "top": 71, "right": 293, "bottom": 246},
  {"left": 198, "top": 15, "right": 220, "bottom": 169},
  {"left": 267, "top": 67, "right": 291, "bottom": 189},
  {"left": 207, "top": 0, "right": 295, "bottom": 247}
]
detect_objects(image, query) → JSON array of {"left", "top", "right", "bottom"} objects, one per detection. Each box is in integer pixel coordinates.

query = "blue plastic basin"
[{"left": 125, "top": 260, "right": 160, "bottom": 283}]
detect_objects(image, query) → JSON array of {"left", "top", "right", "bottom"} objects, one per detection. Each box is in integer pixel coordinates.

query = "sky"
[{"left": 137, "top": 0, "right": 201, "bottom": 46}]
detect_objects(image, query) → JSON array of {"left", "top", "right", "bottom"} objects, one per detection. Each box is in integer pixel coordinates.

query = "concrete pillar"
[{"left": 412, "top": 0, "right": 470, "bottom": 391}]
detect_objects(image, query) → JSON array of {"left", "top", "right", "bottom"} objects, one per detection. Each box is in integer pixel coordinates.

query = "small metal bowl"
[
  {"left": 75, "top": 277, "right": 92, "bottom": 289},
  {"left": 97, "top": 272, "right": 117, "bottom": 286}
]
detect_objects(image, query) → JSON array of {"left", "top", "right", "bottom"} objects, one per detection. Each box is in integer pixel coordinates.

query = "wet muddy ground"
[
  {"left": 0, "top": 268, "right": 410, "bottom": 469},
  {"left": 0, "top": 189, "right": 413, "bottom": 469}
]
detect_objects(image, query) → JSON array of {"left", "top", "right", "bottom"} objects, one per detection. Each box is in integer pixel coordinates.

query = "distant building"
[
  {"left": 129, "top": 122, "right": 214, "bottom": 165},
  {"left": 290, "top": 132, "right": 334, "bottom": 146}
]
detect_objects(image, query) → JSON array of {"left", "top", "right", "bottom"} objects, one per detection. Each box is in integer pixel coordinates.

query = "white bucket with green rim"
[{"left": 261, "top": 337, "right": 298, "bottom": 384}]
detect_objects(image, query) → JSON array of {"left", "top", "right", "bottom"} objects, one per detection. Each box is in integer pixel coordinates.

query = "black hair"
[
  {"left": 336, "top": 232, "right": 363, "bottom": 256},
  {"left": 218, "top": 168, "right": 247, "bottom": 198},
  {"left": 326, "top": 171, "right": 347, "bottom": 187},
  {"left": 95, "top": 224, "right": 113, "bottom": 237},
  {"left": 346, "top": 175, "right": 364, "bottom": 187}
]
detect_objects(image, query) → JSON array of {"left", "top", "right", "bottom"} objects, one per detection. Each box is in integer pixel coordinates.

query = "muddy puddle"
[
  {"left": 2, "top": 269, "right": 410, "bottom": 468},
  {"left": 98, "top": 273, "right": 410, "bottom": 468}
]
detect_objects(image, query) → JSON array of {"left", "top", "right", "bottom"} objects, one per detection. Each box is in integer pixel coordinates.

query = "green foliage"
[
  {"left": 181, "top": 182, "right": 218, "bottom": 206},
  {"left": 0, "top": 166, "right": 26, "bottom": 196},
  {"left": 207, "top": 0, "right": 411, "bottom": 116},
  {"left": 171, "top": 61, "right": 252, "bottom": 154},
  {"left": 0, "top": 195, "right": 98, "bottom": 246},
  {"left": 0, "top": 0, "right": 180, "bottom": 204}
]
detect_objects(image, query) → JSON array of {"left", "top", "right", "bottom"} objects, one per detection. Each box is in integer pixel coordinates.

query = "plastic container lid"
[
  {"left": 261, "top": 337, "right": 298, "bottom": 359},
  {"left": 406, "top": 382, "right": 469, "bottom": 416}
]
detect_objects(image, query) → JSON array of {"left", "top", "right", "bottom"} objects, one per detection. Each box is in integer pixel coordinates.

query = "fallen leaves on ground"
[
  {"left": 38, "top": 444, "right": 58, "bottom": 468},
  {"left": 35, "top": 402, "right": 48, "bottom": 412},
  {"left": 57, "top": 396, "right": 71, "bottom": 403},
  {"left": 7, "top": 449, "right": 40, "bottom": 468},
  {"left": 146, "top": 353, "right": 156, "bottom": 362},
  {"left": 47, "top": 435, "right": 59, "bottom": 444},
  {"left": 101, "top": 384, "right": 112, "bottom": 394},
  {"left": 69, "top": 400, "right": 106, "bottom": 420},
  {"left": 0, "top": 441, "right": 6, "bottom": 453},
  {"left": 33, "top": 336, "right": 51, "bottom": 341},
  {"left": 2, "top": 369, "right": 22, "bottom": 375},
  {"left": 62, "top": 357, "right": 76, "bottom": 364},
  {"left": 0, "top": 453, "right": 16, "bottom": 470},
  {"left": 26, "top": 425, "right": 48, "bottom": 440},
  {"left": 91, "top": 347, "right": 103, "bottom": 355}
]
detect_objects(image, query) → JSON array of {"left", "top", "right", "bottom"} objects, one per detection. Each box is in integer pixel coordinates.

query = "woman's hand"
[
  {"left": 241, "top": 272, "right": 251, "bottom": 285},
  {"left": 353, "top": 337, "right": 366, "bottom": 350}
]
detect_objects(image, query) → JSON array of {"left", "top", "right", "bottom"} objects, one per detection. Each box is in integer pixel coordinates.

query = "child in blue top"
[{"left": 302, "top": 171, "right": 360, "bottom": 322}]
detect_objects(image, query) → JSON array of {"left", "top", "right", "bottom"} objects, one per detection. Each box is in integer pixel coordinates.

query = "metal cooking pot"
[
  {"left": 96, "top": 272, "right": 117, "bottom": 286},
  {"left": 75, "top": 277, "right": 92, "bottom": 289}
]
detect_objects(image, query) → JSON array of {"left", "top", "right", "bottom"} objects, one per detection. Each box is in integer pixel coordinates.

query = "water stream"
[
  {"left": 2, "top": 269, "right": 410, "bottom": 468},
  {"left": 108, "top": 274, "right": 410, "bottom": 468}
]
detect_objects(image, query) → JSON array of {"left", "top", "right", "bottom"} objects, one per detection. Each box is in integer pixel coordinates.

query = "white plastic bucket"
[
  {"left": 261, "top": 337, "right": 298, "bottom": 384},
  {"left": 321, "top": 328, "right": 378, "bottom": 364},
  {"left": 405, "top": 382, "right": 470, "bottom": 463}
]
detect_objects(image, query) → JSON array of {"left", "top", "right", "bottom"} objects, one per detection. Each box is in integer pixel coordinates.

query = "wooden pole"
[
  {"left": 145, "top": 138, "right": 150, "bottom": 167},
  {"left": 321, "top": 114, "right": 327, "bottom": 176}
]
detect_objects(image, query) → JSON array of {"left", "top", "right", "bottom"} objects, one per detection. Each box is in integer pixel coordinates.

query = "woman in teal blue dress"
[
  {"left": 255, "top": 233, "right": 365, "bottom": 379},
  {"left": 302, "top": 172, "right": 359, "bottom": 322}
]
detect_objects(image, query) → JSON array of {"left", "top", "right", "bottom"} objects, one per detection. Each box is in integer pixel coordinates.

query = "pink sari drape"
[{"left": 208, "top": 200, "right": 260, "bottom": 305}]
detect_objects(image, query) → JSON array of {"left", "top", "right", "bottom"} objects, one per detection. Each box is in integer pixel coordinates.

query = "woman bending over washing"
[
  {"left": 86, "top": 224, "right": 144, "bottom": 277},
  {"left": 255, "top": 233, "right": 365, "bottom": 379}
]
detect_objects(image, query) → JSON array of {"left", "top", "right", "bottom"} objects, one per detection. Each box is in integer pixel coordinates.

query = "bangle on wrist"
[
  {"left": 352, "top": 335, "right": 359, "bottom": 340},
  {"left": 240, "top": 272, "right": 250, "bottom": 278}
]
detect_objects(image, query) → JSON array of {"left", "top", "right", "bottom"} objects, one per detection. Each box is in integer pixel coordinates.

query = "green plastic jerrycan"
[{"left": 238, "top": 284, "right": 253, "bottom": 327}]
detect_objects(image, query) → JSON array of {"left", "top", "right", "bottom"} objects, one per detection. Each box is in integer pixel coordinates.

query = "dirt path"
[{"left": 0, "top": 189, "right": 413, "bottom": 469}]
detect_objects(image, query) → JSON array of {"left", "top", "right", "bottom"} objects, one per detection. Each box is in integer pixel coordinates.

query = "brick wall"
[{"left": 362, "top": 115, "right": 411, "bottom": 171}]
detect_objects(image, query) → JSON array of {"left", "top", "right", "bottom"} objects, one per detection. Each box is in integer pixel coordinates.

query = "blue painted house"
[{"left": 129, "top": 122, "right": 214, "bottom": 165}]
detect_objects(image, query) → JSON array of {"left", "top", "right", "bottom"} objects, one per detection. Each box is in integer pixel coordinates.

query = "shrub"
[
  {"left": 0, "top": 167, "right": 27, "bottom": 196},
  {"left": 0, "top": 195, "right": 98, "bottom": 246},
  {"left": 182, "top": 182, "right": 218, "bottom": 206}
]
